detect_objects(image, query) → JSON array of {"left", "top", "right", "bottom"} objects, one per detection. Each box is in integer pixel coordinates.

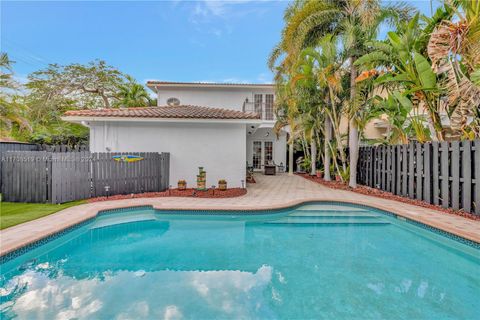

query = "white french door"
[
  {"left": 253, "top": 141, "right": 262, "bottom": 169},
  {"left": 252, "top": 141, "right": 274, "bottom": 170}
]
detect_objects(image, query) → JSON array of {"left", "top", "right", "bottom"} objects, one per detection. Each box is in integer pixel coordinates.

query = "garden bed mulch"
[
  {"left": 87, "top": 188, "right": 247, "bottom": 203},
  {"left": 298, "top": 173, "right": 480, "bottom": 221}
]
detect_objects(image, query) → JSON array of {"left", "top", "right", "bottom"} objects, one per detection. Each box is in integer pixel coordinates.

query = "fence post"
[
  {"left": 475, "top": 140, "right": 480, "bottom": 215},
  {"left": 408, "top": 143, "right": 415, "bottom": 199},
  {"left": 440, "top": 141, "right": 450, "bottom": 208},
  {"left": 461, "top": 140, "right": 472, "bottom": 213},
  {"left": 432, "top": 142, "right": 440, "bottom": 205},
  {"left": 451, "top": 141, "right": 460, "bottom": 210},
  {"left": 416, "top": 143, "right": 423, "bottom": 201},
  {"left": 423, "top": 143, "right": 431, "bottom": 203}
]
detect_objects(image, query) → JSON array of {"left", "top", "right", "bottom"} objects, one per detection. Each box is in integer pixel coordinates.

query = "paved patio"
[{"left": 1, "top": 174, "right": 479, "bottom": 256}]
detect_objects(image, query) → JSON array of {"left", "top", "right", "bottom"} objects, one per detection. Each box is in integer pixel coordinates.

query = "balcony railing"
[{"left": 242, "top": 102, "right": 275, "bottom": 120}]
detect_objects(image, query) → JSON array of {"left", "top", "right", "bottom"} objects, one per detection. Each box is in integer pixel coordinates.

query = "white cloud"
[
  {"left": 256, "top": 72, "right": 272, "bottom": 84},
  {"left": 5, "top": 265, "right": 275, "bottom": 319}
]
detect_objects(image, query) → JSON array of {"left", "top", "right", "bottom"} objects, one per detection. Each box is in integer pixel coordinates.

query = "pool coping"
[{"left": 1, "top": 198, "right": 479, "bottom": 264}]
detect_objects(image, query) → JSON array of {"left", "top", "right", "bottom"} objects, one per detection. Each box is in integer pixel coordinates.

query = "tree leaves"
[
  {"left": 392, "top": 90, "right": 413, "bottom": 113},
  {"left": 413, "top": 52, "right": 436, "bottom": 89},
  {"left": 353, "top": 51, "right": 390, "bottom": 68}
]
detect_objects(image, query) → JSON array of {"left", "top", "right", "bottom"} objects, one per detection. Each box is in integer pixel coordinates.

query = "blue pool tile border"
[{"left": 1, "top": 202, "right": 478, "bottom": 264}]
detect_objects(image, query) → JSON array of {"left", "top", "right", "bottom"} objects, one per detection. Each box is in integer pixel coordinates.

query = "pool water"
[{"left": 1, "top": 203, "right": 479, "bottom": 319}]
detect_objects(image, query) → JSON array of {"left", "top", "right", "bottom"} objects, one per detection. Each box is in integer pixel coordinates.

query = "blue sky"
[{"left": 2, "top": 1, "right": 438, "bottom": 86}]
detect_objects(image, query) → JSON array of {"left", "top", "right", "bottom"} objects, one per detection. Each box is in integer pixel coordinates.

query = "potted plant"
[
  {"left": 218, "top": 179, "right": 227, "bottom": 190},
  {"left": 178, "top": 179, "right": 187, "bottom": 190},
  {"left": 316, "top": 169, "right": 323, "bottom": 178}
]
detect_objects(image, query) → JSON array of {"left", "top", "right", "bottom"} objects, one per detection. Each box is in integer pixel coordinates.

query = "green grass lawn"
[{"left": 0, "top": 200, "right": 85, "bottom": 230}]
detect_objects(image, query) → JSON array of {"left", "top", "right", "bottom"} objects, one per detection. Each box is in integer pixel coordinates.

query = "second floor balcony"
[{"left": 242, "top": 101, "right": 275, "bottom": 121}]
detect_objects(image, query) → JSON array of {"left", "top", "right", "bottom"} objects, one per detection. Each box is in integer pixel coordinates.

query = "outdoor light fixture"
[
  {"left": 211, "top": 185, "right": 216, "bottom": 196},
  {"left": 241, "top": 180, "right": 245, "bottom": 189},
  {"left": 104, "top": 185, "right": 110, "bottom": 198},
  {"left": 169, "top": 185, "right": 172, "bottom": 196}
]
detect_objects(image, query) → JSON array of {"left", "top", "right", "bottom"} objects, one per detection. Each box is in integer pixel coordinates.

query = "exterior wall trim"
[{"left": 62, "top": 116, "right": 262, "bottom": 125}]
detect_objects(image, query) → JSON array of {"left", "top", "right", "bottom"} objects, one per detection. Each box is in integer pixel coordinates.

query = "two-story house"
[{"left": 62, "top": 81, "right": 288, "bottom": 188}]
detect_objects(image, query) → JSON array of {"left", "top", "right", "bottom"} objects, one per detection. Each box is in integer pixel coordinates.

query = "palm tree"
[
  {"left": 273, "top": 79, "right": 298, "bottom": 175},
  {"left": 114, "top": 76, "right": 152, "bottom": 108},
  {"left": 289, "top": 52, "right": 322, "bottom": 175},
  {"left": 0, "top": 52, "right": 32, "bottom": 139},
  {"left": 428, "top": 0, "right": 480, "bottom": 138},
  {"left": 0, "top": 52, "right": 19, "bottom": 89},
  {"left": 269, "top": 0, "right": 413, "bottom": 188},
  {"left": 355, "top": 3, "right": 479, "bottom": 141},
  {"left": 293, "top": 35, "right": 349, "bottom": 180}
]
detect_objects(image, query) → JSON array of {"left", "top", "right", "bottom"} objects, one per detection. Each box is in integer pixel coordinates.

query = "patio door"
[
  {"left": 253, "top": 141, "right": 262, "bottom": 169},
  {"left": 264, "top": 141, "right": 273, "bottom": 165},
  {"left": 252, "top": 141, "right": 274, "bottom": 170}
]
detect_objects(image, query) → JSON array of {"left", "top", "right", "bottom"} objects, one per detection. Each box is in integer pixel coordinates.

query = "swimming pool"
[{"left": 1, "top": 202, "right": 479, "bottom": 319}]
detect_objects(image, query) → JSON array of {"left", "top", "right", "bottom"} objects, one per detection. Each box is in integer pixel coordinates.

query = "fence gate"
[
  {"left": 51, "top": 152, "right": 91, "bottom": 204},
  {"left": 91, "top": 152, "right": 166, "bottom": 198}
]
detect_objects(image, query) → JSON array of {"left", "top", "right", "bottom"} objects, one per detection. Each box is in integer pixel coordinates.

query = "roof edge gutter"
[{"left": 61, "top": 116, "right": 262, "bottom": 125}]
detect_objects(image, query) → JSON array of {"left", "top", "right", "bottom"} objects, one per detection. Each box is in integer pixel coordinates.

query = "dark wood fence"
[
  {"left": 0, "top": 142, "right": 88, "bottom": 190},
  {"left": 358, "top": 140, "right": 480, "bottom": 215},
  {"left": 1, "top": 151, "right": 170, "bottom": 204}
]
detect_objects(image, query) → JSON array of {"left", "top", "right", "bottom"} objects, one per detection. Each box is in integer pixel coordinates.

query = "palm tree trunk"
[
  {"left": 324, "top": 117, "right": 332, "bottom": 181},
  {"left": 348, "top": 119, "right": 359, "bottom": 187},
  {"left": 310, "top": 137, "right": 317, "bottom": 175},
  {"left": 349, "top": 58, "right": 359, "bottom": 188},
  {"left": 288, "top": 141, "right": 294, "bottom": 175}
]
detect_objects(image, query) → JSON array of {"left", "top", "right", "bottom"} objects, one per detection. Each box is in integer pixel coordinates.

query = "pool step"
[
  {"left": 290, "top": 210, "right": 378, "bottom": 217},
  {"left": 289, "top": 215, "right": 380, "bottom": 219},
  {"left": 266, "top": 216, "right": 389, "bottom": 226},
  {"left": 90, "top": 210, "right": 157, "bottom": 229},
  {"left": 296, "top": 204, "right": 368, "bottom": 212}
]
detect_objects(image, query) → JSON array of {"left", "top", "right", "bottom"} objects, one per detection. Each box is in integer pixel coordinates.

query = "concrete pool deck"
[{"left": 1, "top": 174, "right": 479, "bottom": 256}]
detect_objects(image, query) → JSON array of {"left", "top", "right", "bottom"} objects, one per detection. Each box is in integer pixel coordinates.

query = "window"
[
  {"left": 265, "top": 94, "right": 274, "bottom": 120},
  {"left": 167, "top": 97, "right": 180, "bottom": 106},
  {"left": 254, "top": 94, "right": 263, "bottom": 115}
]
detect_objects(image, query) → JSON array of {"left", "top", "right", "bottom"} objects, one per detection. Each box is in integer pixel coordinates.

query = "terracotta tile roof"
[
  {"left": 63, "top": 105, "right": 260, "bottom": 120},
  {"left": 146, "top": 81, "right": 274, "bottom": 87}
]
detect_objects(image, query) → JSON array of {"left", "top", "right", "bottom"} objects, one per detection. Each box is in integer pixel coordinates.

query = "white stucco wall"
[
  {"left": 89, "top": 121, "right": 247, "bottom": 188},
  {"left": 155, "top": 87, "right": 274, "bottom": 111},
  {"left": 246, "top": 127, "right": 287, "bottom": 170}
]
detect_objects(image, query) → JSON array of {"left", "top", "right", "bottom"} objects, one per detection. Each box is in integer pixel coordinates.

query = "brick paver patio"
[{"left": 1, "top": 174, "right": 479, "bottom": 256}]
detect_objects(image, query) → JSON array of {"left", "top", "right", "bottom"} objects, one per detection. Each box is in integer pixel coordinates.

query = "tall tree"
[
  {"left": 0, "top": 53, "right": 32, "bottom": 139},
  {"left": 296, "top": 35, "right": 348, "bottom": 180},
  {"left": 269, "top": 0, "right": 412, "bottom": 188},
  {"left": 114, "top": 76, "right": 152, "bottom": 108},
  {"left": 428, "top": 0, "right": 480, "bottom": 138},
  {"left": 27, "top": 60, "right": 127, "bottom": 110}
]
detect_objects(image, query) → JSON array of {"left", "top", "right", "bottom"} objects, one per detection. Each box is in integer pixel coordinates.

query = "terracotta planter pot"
[
  {"left": 316, "top": 171, "right": 323, "bottom": 178},
  {"left": 218, "top": 183, "right": 227, "bottom": 191},
  {"left": 178, "top": 182, "right": 187, "bottom": 190}
]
